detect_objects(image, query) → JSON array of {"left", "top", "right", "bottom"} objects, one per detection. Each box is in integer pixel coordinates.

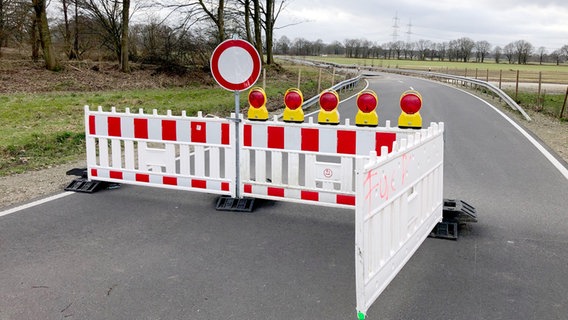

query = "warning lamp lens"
[
  {"left": 249, "top": 90, "right": 265, "bottom": 108},
  {"left": 285, "top": 91, "right": 303, "bottom": 110},
  {"left": 400, "top": 94, "right": 421, "bottom": 114},
  {"left": 320, "top": 92, "right": 338, "bottom": 112},
  {"left": 357, "top": 93, "right": 377, "bottom": 113}
]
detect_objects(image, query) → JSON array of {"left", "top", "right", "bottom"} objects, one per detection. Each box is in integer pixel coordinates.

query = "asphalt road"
[{"left": 1, "top": 73, "right": 567, "bottom": 320}]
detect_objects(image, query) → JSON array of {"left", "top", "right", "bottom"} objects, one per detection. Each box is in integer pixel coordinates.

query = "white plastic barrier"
[
  {"left": 83, "top": 106, "right": 444, "bottom": 319},
  {"left": 85, "top": 106, "right": 236, "bottom": 196},
  {"left": 240, "top": 117, "right": 412, "bottom": 208},
  {"left": 354, "top": 123, "right": 444, "bottom": 319}
]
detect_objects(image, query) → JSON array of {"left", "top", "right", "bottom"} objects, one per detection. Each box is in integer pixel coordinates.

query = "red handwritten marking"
[{"left": 364, "top": 152, "right": 415, "bottom": 215}]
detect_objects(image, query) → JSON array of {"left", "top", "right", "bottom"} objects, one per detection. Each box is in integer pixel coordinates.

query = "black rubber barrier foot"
[
  {"left": 216, "top": 196, "right": 255, "bottom": 212},
  {"left": 64, "top": 178, "right": 108, "bottom": 193},
  {"left": 429, "top": 198, "right": 477, "bottom": 240},
  {"left": 429, "top": 221, "right": 459, "bottom": 240},
  {"left": 443, "top": 199, "right": 477, "bottom": 223}
]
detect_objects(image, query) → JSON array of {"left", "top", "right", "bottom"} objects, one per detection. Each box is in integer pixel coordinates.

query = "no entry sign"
[{"left": 210, "top": 39, "right": 262, "bottom": 92}]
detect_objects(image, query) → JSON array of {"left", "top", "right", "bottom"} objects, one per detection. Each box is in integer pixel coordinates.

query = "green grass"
[
  {"left": 504, "top": 90, "right": 567, "bottom": 118},
  {"left": 0, "top": 63, "right": 339, "bottom": 176}
]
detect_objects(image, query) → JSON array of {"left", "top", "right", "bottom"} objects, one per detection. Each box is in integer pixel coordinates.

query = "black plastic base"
[
  {"left": 216, "top": 196, "right": 255, "bottom": 212},
  {"left": 429, "top": 199, "right": 477, "bottom": 240},
  {"left": 64, "top": 178, "right": 108, "bottom": 193}
]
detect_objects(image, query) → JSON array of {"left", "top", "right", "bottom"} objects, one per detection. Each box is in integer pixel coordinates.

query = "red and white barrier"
[
  {"left": 355, "top": 122, "right": 444, "bottom": 319},
  {"left": 85, "top": 106, "right": 235, "bottom": 196},
  {"left": 240, "top": 117, "right": 414, "bottom": 208},
  {"left": 83, "top": 106, "right": 444, "bottom": 319}
]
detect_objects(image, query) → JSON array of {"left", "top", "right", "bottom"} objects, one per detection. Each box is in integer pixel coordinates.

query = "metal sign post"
[{"left": 210, "top": 38, "right": 261, "bottom": 208}]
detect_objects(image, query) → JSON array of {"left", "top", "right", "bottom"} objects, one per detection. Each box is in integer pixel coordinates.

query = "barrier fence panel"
[
  {"left": 354, "top": 122, "right": 444, "bottom": 318},
  {"left": 83, "top": 105, "right": 445, "bottom": 318},
  {"left": 85, "top": 106, "right": 236, "bottom": 197},
  {"left": 240, "top": 117, "right": 414, "bottom": 208}
]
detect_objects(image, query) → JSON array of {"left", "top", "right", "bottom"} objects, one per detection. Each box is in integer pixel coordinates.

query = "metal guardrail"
[
  {"left": 300, "top": 75, "right": 363, "bottom": 110},
  {"left": 371, "top": 68, "right": 532, "bottom": 121}
]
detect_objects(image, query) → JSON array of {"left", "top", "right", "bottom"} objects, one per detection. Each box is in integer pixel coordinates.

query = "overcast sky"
[{"left": 273, "top": 0, "right": 568, "bottom": 51}]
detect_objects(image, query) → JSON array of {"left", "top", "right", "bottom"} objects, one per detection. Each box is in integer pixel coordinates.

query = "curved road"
[{"left": 0, "top": 73, "right": 567, "bottom": 320}]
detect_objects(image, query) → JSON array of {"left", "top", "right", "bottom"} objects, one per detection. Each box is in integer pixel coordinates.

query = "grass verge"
[{"left": 0, "top": 63, "right": 346, "bottom": 176}]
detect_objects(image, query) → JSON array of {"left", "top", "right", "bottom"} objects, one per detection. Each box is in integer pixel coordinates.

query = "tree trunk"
[
  {"left": 72, "top": 0, "right": 79, "bottom": 59},
  {"left": 198, "top": 0, "right": 225, "bottom": 44},
  {"left": 32, "top": 0, "right": 60, "bottom": 71},
  {"left": 121, "top": 0, "right": 130, "bottom": 72},
  {"left": 265, "top": 0, "right": 273, "bottom": 64},
  {"left": 0, "top": 0, "right": 4, "bottom": 58},
  {"left": 244, "top": 0, "right": 253, "bottom": 44},
  {"left": 31, "top": 17, "right": 39, "bottom": 61},
  {"left": 62, "top": 0, "right": 73, "bottom": 59},
  {"left": 252, "top": 0, "right": 264, "bottom": 63}
]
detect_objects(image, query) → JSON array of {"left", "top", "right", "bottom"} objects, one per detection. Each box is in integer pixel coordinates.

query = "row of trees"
[
  {"left": 1, "top": 0, "right": 567, "bottom": 72},
  {"left": 274, "top": 36, "right": 568, "bottom": 65},
  {"left": 0, "top": 0, "right": 290, "bottom": 71}
]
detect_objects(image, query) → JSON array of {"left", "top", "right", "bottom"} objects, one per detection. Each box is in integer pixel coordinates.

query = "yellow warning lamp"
[
  {"left": 398, "top": 90, "right": 423, "bottom": 129},
  {"left": 355, "top": 90, "right": 379, "bottom": 127},
  {"left": 247, "top": 86, "right": 269, "bottom": 121},
  {"left": 317, "top": 90, "right": 340, "bottom": 125},
  {"left": 282, "top": 88, "right": 304, "bottom": 123}
]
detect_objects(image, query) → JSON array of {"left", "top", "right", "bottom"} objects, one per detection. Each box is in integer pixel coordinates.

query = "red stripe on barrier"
[
  {"left": 244, "top": 184, "right": 252, "bottom": 193},
  {"left": 191, "top": 122, "right": 206, "bottom": 143},
  {"left": 89, "top": 115, "right": 96, "bottom": 135},
  {"left": 136, "top": 173, "right": 150, "bottom": 182},
  {"left": 268, "top": 126, "right": 284, "bottom": 149},
  {"left": 301, "top": 190, "right": 319, "bottom": 201},
  {"left": 301, "top": 128, "right": 319, "bottom": 151},
  {"left": 221, "top": 123, "right": 230, "bottom": 145},
  {"left": 192, "top": 179, "right": 207, "bottom": 189},
  {"left": 162, "top": 120, "right": 177, "bottom": 141},
  {"left": 337, "top": 130, "right": 356, "bottom": 154},
  {"left": 91, "top": 168, "right": 98, "bottom": 177},
  {"left": 268, "top": 187, "right": 285, "bottom": 197},
  {"left": 134, "top": 118, "right": 148, "bottom": 139},
  {"left": 244, "top": 124, "right": 252, "bottom": 147},
  {"left": 110, "top": 170, "right": 123, "bottom": 179},
  {"left": 163, "top": 176, "right": 177, "bottom": 185},
  {"left": 337, "top": 194, "right": 356, "bottom": 206},
  {"left": 221, "top": 182, "right": 230, "bottom": 191},
  {"left": 376, "top": 132, "right": 396, "bottom": 155},
  {"left": 108, "top": 117, "right": 121, "bottom": 137}
]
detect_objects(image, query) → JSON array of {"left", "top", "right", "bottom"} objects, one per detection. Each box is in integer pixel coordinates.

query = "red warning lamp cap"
[
  {"left": 319, "top": 91, "right": 339, "bottom": 112},
  {"left": 285, "top": 91, "right": 303, "bottom": 110},
  {"left": 400, "top": 93, "right": 422, "bottom": 114},
  {"left": 249, "top": 89, "right": 266, "bottom": 108},
  {"left": 357, "top": 92, "right": 378, "bottom": 113}
]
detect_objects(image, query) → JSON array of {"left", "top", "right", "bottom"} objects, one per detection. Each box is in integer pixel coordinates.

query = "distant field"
[{"left": 305, "top": 56, "right": 568, "bottom": 85}]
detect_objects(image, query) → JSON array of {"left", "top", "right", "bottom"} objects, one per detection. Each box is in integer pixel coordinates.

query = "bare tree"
[
  {"left": 81, "top": 0, "right": 123, "bottom": 62},
  {"left": 493, "top": 46, "right": 502, "bottom": 63},
  {"left": 32, "top": 0, "right": 60, "bottom": 70},
  {"left": 537, "top": 46, "right": 546, "bottom": 65},
  {"left": 197, "top": 0, "right": 225, "bottom": 43},
  {"left": 560, "top": 44, "right": 568, "bottom": 60},
  {"left": 59, "top": 0, "right": 80, "bottom": 59},
  {"left": 120, "top": 0, "right": 129, "bottom": 72},
  {"left": 0, "top": 0, "right": 5, "bottom": 54},
  {"left": 512, "top": 40, "right": 533, "bottom": 64},
  {"left": 503, "top": 43, "right": 515, "bottom": 63},
  {"left": 456, "top": 37, "right": 475, "bottom": 62},
  {"left": 475, "top": 40, "right": 491, "bottom": 63}
]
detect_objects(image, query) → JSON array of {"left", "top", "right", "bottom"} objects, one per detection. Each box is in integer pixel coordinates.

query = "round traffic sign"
[{"left": 210, "top": 39, "right": 262, "bottom": 92}]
